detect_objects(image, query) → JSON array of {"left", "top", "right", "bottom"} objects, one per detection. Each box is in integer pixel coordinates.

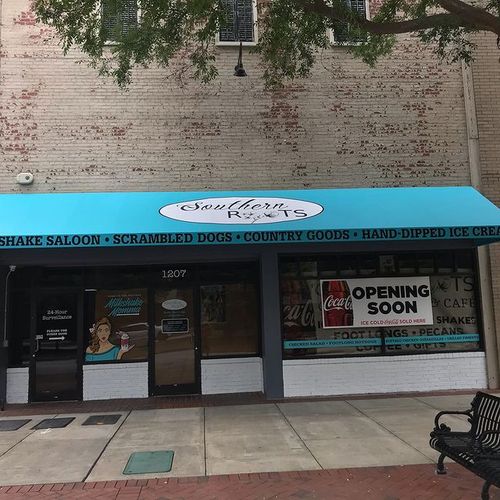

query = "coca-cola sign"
[
  {"left": 323, "top": 293, "right": 353, "bottom": 312},
  {"left": 321, "top": 280, "right": 354, "bottom": 328},
  {"left": 321, "top": 277, "right": 434, "bottom": 329},
  {"left": 160, "top": 197, "right": 323, "bottom": 225},
  {"left": 283, "top": 300, "right": 316, "bottom": 329}
]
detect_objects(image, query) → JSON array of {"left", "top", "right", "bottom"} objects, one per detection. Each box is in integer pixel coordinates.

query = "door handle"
[{"left": 33, "top": 337, "right": 40, "bottom": 355}]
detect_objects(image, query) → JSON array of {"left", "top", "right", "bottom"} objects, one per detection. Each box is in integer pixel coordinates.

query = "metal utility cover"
[
  {"left": 32, "top": 417, "right": 75, "bottom": 429},
  {"left": 0, "top": 419, "right": 31, "bottom": 431},
  {"left": 82, "top": 414, "right": 122, "bottom": 426},
  {"left": 123, "top": 451, "right": 174, "bottom": 475}
]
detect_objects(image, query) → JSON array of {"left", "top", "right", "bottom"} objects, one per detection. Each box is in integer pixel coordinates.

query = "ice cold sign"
[{"left": 159, "top": 197, "right": 324, "bottom": 225}]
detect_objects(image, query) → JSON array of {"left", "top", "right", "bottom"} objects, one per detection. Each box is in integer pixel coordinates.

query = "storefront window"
[
  {"left": 398, "top": 254, "right": 417, "bottom": 274},
  {"left": 339, "top": 255, "right": 357, "bottom": 276},
  {"left": 280, "top": 251, "right": 481, "bottom": 358},
  {"left": 417, "top": 253, "right": 435, "bottom": 274},
  {"left": 379, "top": 255, "right": 396, "bottom": 274},
  {"left": 385, "top": 274, "right": 478, "bottom": 354},
  {"left": 201, "top": 280, "right": 260, "bottom": 357},
  {"left": 85, "top": 288, "right": 148, "bottom": 363},
  {"left": 436, "top": 252, "right": 454, "bottom": 274},
  {"left": 319, "top": 256, "right": 338, "bottom": 278},
  {"left": 358, "top": 255, "right": 377, "bottom": 276},
  {"left": 456, "top": 250, "right": 474, "bottom": 273}
]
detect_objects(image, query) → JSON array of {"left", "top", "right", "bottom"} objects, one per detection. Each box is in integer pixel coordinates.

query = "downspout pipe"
[{"left": 462, "top": 61, "right": 499, "bottom": 389}]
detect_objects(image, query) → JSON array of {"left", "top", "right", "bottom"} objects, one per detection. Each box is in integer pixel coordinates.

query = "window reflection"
[{"left": 201, "top": 282, "right": 259, "bottom": 357}]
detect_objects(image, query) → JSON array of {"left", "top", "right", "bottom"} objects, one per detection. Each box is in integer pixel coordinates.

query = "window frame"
[
  {"left": 279, "top": 250, "right": 484, "bottom": 361},
  {"left": 216, "top": 0, "right": 259, "bottom": 47},
  {"left": 101, "top": 0, "right": 141, "bottom": 46},
  {"left": 327, "top": 0, "right": 370, "bottom": 46},
  {"left": 199, "top": 261, "right": 262, "bottom": 359}
]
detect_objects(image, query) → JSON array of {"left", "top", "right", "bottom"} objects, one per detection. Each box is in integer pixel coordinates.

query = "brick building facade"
[{"left": 0, "top": 0, "right": 499, "bottom": 403}]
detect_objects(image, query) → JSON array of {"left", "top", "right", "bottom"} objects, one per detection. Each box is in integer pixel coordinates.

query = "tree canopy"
[{"left": 33, "top": 0, "right": 500, "bottom": 87}]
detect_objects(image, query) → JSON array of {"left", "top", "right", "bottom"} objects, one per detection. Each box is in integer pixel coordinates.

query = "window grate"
[
  {"left": 219, "top": 0, "right": 254, "bottom": 42},
  {"left": 332, "top": 0, "right": 366, "bottom": 44},
  {"left": 102, "top": 0, "right": 138, "bottom": 41}
]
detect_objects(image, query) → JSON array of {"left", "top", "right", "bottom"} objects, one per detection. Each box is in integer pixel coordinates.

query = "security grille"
[
  {"left": 219, "top": 0, "right": 254, "bottom": 42},
  {"left": 332, "top": 0, "right": 366, "bottom": 44},
  {"left": 102, "top": 0, "right": 138, "bottom": 40}
]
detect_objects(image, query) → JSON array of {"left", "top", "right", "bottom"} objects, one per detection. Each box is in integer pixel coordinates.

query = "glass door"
[
  {"left": 30, "top": 290, "right": 82, "bottom": 402},
  {"left": 152, "top": 286, "right": 200, "bottom": 395}
]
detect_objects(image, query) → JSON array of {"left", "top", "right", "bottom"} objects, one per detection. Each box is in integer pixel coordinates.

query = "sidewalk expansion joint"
[
  {"left": 82, "top": 410, "right": 131, "bottom": 483},
  {"left": 344, "top": 400, "right": 436, "bottom": 463},
  {"left": 0, "top": 412, "right": 63, "bottom": 460},
  {"left": 274, "top": 403, "right": 324, "bottom": 470}
]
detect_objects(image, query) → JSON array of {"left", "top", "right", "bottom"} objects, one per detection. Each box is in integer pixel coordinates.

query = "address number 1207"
[{"left": 161, "top": 269, "right": 187, "bottom": 279}]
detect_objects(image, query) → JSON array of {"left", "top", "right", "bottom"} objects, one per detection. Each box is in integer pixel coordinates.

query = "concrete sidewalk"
[{"left": 0, "top": 394, "right": 475, "bottom": 486}]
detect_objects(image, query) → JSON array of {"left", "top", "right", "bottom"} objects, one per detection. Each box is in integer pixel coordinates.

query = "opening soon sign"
[{"left": 320, "top": 277, "right": 434, "bottom": 328}]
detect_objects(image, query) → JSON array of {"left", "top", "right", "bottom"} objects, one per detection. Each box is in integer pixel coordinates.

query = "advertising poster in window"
[
  {"left": 85, "top": 289, "right": 148, "bottom": 363},
  {"left": 281, "top": 279, "right": 321, "bottom": 338},
  {"left": 320, "top": 277, "right": 434, "bottom": 329},
  {"left": 281, "top": 278, "right": 381, "bottom": 355}
]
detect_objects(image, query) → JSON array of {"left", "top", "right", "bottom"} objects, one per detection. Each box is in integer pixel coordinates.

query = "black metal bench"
[{"left": 430, "top": 391, "right": 500, "bottom": 500}]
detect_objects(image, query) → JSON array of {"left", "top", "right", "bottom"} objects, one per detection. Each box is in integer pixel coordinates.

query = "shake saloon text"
[{"left": 0, "top": 225, "right": 497, "bottom": 248}]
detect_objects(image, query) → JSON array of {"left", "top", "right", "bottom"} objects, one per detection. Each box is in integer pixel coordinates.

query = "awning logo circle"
[{"left": 159, "top": 197, "right": 324, "bottom": 224}]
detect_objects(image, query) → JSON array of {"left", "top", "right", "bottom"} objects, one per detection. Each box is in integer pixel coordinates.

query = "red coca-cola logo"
[{"left": 323, "top": 294, "right": 352, "bottom": 311}]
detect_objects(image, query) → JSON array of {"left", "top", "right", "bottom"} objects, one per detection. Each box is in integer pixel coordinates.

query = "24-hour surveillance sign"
[{"left": 159, "top": 197, "right": 324, "bottom": 224}]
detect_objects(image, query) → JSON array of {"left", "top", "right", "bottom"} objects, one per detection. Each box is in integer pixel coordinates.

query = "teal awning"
[{"left": 0, "top": 186, "right": 498, "bottom": 249}]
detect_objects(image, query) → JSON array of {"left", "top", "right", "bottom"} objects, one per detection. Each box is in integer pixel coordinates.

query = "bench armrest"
[{"left": 433, "top": 410, "right": 472, "bottom": 432}]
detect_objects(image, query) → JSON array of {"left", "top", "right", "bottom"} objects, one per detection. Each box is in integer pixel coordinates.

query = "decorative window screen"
[
  {"left": 219, "top": 0, "right": 255, "bottom": 42},
  {"left": 102, "top": 0, "right": 138, "bottom": 40},
  {"left": 332, "top": 0, "right": 367, "bottom": 43}
]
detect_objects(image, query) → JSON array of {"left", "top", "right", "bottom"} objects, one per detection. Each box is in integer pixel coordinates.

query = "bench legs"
[
  {"left": 481, "top": 481, "right": 491, "bottom": 500},
  {"left": 436, "top": 453, "right": 447, "bottom": 474}
]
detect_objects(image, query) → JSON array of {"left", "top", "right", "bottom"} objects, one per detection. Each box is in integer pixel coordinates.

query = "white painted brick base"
[
  {"left": 83, "top": 362, "right": 148, "bottom": 400},
  {"left": 283, "top": 352, "right": 487, "bottom": 397},
  {"left": 201, "top": 357, "right": 263, "bottom": 394},
  {"left": 6, "top": 367, "right": 29, "bottom": 404}
]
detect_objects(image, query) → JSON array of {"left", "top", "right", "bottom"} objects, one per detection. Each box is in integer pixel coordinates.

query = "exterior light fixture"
[
  {"left": 234, "top": 41, "right": 247, "bottom": 77},
  {"left": 233, "top": 9, "right": 247, "bottom": 77}
]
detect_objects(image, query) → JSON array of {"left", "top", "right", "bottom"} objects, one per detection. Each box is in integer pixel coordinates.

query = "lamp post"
[{"left": 233, "top": 5, "right": 247, "bottom": 77}]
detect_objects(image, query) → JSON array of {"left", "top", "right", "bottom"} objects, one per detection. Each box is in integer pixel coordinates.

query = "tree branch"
[
  {"left": 298, "top": 0, "right": 500, "bottom": 35},
  {"left": 437, "top": 0, "right": 500, "bottom": 32}
]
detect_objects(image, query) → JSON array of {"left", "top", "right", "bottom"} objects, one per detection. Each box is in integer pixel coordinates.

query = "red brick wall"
[{"left": 0, "top": 0, "right": 471, "bottom": 193}]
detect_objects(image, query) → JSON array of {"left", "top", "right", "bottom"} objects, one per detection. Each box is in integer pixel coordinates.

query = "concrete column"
[
  {"left": 260, "top": 250, "right": 284, "bottom": 399},
  {"left": 462, "top": 61, "right": 499, "bottom": 388}
]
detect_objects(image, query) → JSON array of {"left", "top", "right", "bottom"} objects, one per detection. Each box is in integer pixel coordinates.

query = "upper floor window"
[
  {"left": 330, "top": 0, "right": 368, "bottom": 45},
  {"left": 102, "top": 0, "right": 138, "bottom": 42},
  {"left": 218, "top": 0, "right": 257, "bottom": 45}
]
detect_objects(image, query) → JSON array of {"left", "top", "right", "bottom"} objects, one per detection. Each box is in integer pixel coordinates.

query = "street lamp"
[{"left": 233, "top": 6, "right": 247, "bottom": 77}]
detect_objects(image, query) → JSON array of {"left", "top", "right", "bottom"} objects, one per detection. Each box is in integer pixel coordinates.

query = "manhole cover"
[
  {"left": 32, "top": 417, "right": 75, "bottom": 430},
  {"left": 123, "top": 450, "right": 174, "bottom": 475},
  {"left": 82, "top": 414, "right": 122, "bottom": 426},
  {"left": 0, "top": 419, "right": 31, "bottom": 431}
]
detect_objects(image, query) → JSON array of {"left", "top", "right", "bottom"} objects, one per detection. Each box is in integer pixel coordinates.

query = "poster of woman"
[{"left": 85, "top": 317, "right": 134, "bottom": 362}]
